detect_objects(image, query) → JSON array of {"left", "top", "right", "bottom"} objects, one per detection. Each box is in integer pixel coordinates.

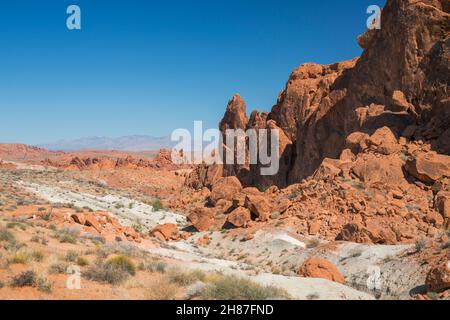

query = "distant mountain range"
[{"left": 39, "top": 135, "right": 176, "bottom": 152}]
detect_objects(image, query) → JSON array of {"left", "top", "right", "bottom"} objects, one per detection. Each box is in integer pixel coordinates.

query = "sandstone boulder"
[
  {"left": 298, "top": 257, "right": 345, "bottom": 284},
  {"left": 227, "top": 207, "right": 252, "bottom": 228},
  {"left": 351, "top": 154, "right": 407, "bottom": 187},
  {"left": 426, "top": 262, "right": 450, "bottom": 293},
  {"left": 345, "top": 132, "right": 370, "bottom": 154},
  {"left": 245, "top": 194, "right": 272, "bottom": 222},
  {"left": 406, "top": 153, "right": 450, "bottom": 184},
  {"left": 367, "top": 126, "right": 401, "bottom": 155},
  {"left": 150, "top": 223, "right": 179, "bottom": 241},
  {"left": 209, "top": 176, "right": 242, "bottom": 206},
  {"left": 187, "top": 207, "right": 215, "bottom": 232}
]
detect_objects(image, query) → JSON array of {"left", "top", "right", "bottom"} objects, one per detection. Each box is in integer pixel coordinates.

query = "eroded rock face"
[
  {"left": 214, "top": 0, "right": 449, "bottom": 187},
  {"left": 336, "top": 223, "right": 397, "bottom": 245},
  {"left": 298, "top": 257, "right": 345, "bottom": 284}
]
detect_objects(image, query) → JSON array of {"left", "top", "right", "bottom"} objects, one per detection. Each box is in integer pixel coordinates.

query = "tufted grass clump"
[
  {"left": 84, "top": 255, "right": 136, "bottom": 284},
  {"left": 200, "top": 274, "right": 289, "bottom": 300}
]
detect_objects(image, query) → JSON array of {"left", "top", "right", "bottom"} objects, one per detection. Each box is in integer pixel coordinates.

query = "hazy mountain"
[{"left": 40, "top": 135, "right": 176, "bottom": 152}]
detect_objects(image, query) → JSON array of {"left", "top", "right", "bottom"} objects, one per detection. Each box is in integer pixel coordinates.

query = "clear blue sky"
[{"left": 0, "top": 0, "right": 385, "bottom": 145}]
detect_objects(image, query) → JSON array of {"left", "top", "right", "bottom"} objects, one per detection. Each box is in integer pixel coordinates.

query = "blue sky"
[{"left": 0, "top": 0, "right": 385, "bottom": 145}]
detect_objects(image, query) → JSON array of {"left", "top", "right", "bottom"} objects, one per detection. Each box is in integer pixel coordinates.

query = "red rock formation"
[
  {"left": 298, "top": 257, "right": 345, "bottom": 284},
  {"left": 214, "top": 0, "right": 449, "bottom": 187}
]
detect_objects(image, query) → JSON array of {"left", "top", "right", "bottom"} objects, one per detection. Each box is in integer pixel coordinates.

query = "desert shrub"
[
  {"left": 105, "top": 255, "right": 136, "bottom": 276},
  {"left": 6, "top": 222, "right": 26, "bottom": 230},
  {"left": 104, "top": 242, "right": 141, "bottom": 258},
  {"left": 84, "top": 255, "right": 136, "bottom": 284},
  {"left": 0, "top": 227, "right": 15, "bottom": 243},
  {"left": 55, "top": 228, "right": 80, "bottom": 244},
  {"left": 65, "top": 250, "right": 79, "bottom": 262},
  {"left": 167, "top": 268, "right": 206, "bottom": 286},
  {"left": 152, "top": 199, "right": 164, "bottom": 212},
  {"left": 35, "top": 275, "right": 52, "bottom": 293},
  {"left": 76, "top": 256, "right": 89, "bottom": 266},
  {"left": 0, "top": 280, "right": 4, "bottom": 288},
  {"left": 10, "top": 249, "right": 31, "bottom": 264},
  {"left": 145, "top": 276, "right": 179, "bottom": 300},
  {"left": 10, "top": 270, "right": 52, "bottom": 292},
  {"left": 200, "top": 274, "right": 289, "bottom": 300},
  {"left": 11, "top": 271, "right": 36, "bottom": 287},
  {"left": 139, "top": 259, "right": 167, "bottom": 273},
  {"left": 49, "top": 263, "right": 68, "bottom": 274},
  {"left": 84, "top": 263, "right": 127, "bottom": 284},
  {"left": 31, "top": 250, "right": 44, "bottom": 262}
]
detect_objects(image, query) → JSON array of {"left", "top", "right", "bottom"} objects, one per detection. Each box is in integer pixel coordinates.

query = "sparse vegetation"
[
  {"left": 76, "top": 256, "right": 89, "bottom": 266},
  {"left": 65, "top": 250, "right": 79, "bottom": 262},
  {"left": 84, "top": 255, "right": 136, "bottom": 284},
  {"left": 0, "top": 227, "right": 15, "bottom": 243},
  {"left": 151, "top": 199, "right": 164, "bottom": 212},
  {"left": 55, "top": 228, "right": 80, "bottom": 244},
  {"left": 167, "top": 268, "right": 205, "bottom": 286},
  {"left": 199, "top": 274, "right": 289, "bottom": 300},
  {"left": 145, "top": 276, "right": 179, "bottom": 300},
  {"left": 10, "top": 270, "right": 52, "bottom": 293},
  {"left": 49, "top": 262, "right": 68, "bottom": 274}
]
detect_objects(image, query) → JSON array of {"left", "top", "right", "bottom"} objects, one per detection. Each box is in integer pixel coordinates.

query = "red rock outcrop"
[
  {"left": 150, "top": 223, "right": 180, "bottom": 241},
  {"left": 298, "top": 257, "right": 345, "bottom": 284},
  {"left": 212, "top": 0, "right": 449, "bottom": 188}
]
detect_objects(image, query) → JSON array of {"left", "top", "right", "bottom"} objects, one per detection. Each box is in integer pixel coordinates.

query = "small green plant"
[{"left": 151, "top": 199, "right": 164, "bottom": 212}]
